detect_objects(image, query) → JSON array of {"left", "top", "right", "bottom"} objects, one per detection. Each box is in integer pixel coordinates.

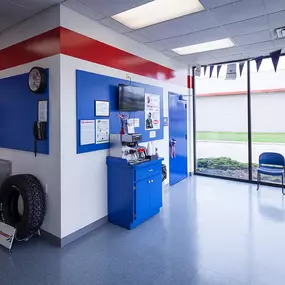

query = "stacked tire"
[{"left": 0, "top": 174, "right": 46, "bottom": 240}]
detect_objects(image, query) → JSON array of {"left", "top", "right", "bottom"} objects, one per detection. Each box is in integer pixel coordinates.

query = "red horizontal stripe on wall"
[
  {"left": 60, "top": 27, "right": 187, "bottom": 87},
  {"left": 0, "top": 28, "right": 60, "bottom": 71},
  {"left": 0, "top": 27, "right": 189, "bottom": 88}
]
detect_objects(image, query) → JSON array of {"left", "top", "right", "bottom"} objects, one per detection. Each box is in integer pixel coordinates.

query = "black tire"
[{"left": 0, "top": 174, "right": 46, "bottom": 240}]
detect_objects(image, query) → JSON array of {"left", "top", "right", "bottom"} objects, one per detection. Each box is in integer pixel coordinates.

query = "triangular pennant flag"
[
  {"left": 270, "top": 49, "right": 282, "bottom": 72},
  {"left": 204, "top": 66, "right": 207, "bottom": 76},
  {"left": 209, "top": 66, "right": 214, "bottom": 78},
  {"left": 239, "top": 62, "right": 245, "bottom": 77},
  {"left": 217, "top": 65, "right": 222, "bottom": 78},
  {"left": 255, "top": 56, "right": 263, "bottom": 72}
]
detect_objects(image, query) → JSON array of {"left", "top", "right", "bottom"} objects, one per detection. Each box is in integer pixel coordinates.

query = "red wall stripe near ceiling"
[
  {"left": 60, "top": 27, "right": 188, "bottom": 87},
  {"left": 0, "top": 28, "right": 60, "bottom": 71},
  {"left": 0, "top": 27, "right": 191, "bottom": 89}
]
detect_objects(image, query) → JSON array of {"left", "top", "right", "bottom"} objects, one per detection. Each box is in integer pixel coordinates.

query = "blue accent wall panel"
[
  {"left": 76, "top": 70, "right": 164, "bottom": 154},
  {"left": 0, "top": 71, "right": 49, "bottom": 154}
]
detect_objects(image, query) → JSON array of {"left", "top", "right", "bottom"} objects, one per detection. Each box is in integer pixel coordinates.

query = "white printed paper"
[
  {"left": 95, "top": 101, "right": 109, "bottom": 116},
  {"left": 96, "top": 119, "right": 109, "bottom": 144},
  {"left": 80, "top": 120, "right": 95, "bottom": 145},
  {"left": 195, "top": 64, "right": 201, "bottom": 77},
  {"left": 150, "top": 131, "right": 156, "bottom": 138},
  {"left": 145, "top": 94, "right": 160, "bottom": 130},
  {"left": 127, "top": 119, "right": 135, "bottom": 134},
  {"left": 127, "top": 118, "right": 140, "bottom": 128},
  {"left": 38, "top": 100, "right": 48, "bottom": 122},
  {"left": 226, "top": 63, "right": 237, "bottom": 80},
  {"left": 127, "top": 125, "right": 135, "bottom": 134}
]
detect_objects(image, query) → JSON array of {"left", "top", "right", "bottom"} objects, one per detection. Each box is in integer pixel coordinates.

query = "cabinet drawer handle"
[
  {"left": 148, "top": 180, "right": 151, "bottom": 183},
  {"left": 151, "top": 180, "right": 153, "bottom": 183},
  {"left": 148, "top": 169, "right": 153, "bottom": 172}
]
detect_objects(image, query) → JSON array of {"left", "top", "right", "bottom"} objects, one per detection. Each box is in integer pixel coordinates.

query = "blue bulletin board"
[
  {"left": 0, "top": 71, "right": 49, "bottom": 154},
  {"left": 76, "top": 70, "right": 164, "bottom": 154}
]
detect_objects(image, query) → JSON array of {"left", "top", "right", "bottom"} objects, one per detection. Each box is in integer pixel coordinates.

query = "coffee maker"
[{"left": 109, "top": 134, "right": 146, "bottom": 163}]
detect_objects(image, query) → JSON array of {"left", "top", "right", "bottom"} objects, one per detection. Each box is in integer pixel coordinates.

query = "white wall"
[
  {"left": 0, "top": 56, "right": 61, "bottom": 237},
  {"left": 0, "top": 7, "right": 61, "bottom": 237},
  {"left": 59, "top": 6, "right": 190, "bottom": 238}
]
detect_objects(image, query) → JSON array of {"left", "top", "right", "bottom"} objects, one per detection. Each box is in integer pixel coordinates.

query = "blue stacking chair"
[{"left": 257, "top": 152, "right": 285, "bottom": 194}]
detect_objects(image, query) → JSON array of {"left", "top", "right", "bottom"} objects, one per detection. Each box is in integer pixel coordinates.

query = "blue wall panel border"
[
  {"left": 0, "top": 70, "right": 49, "bottom": 154},
  {"left": 76, "top": 70, "right": 164, "bottom": 154}
]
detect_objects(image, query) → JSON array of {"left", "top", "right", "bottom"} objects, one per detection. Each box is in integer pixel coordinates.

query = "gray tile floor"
[{"left": 1, "top": 176, "right": 285, "bottom": 285}]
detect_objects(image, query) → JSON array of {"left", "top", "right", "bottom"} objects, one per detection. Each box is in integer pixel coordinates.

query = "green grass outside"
[{"left": 196, "top": 132, "right": 285, "bottom": 143}]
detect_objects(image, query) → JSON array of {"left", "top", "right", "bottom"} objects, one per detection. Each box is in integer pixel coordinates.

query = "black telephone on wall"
[{"left": 33, "top": 121, "right": 47, "bottom": 156}]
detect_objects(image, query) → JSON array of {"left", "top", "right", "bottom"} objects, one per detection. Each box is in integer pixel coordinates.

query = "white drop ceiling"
[{"left": 1, "top": 0, "right": 285, "bottom": 66}]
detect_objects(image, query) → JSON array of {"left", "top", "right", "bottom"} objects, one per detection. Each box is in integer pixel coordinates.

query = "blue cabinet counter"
[{"left": 106, "top": 157, "right": 164, "bottom": 229}]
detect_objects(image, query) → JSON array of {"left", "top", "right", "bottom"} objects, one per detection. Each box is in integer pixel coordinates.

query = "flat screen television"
[{"left": 118, "top": 84, "right": 145, "bottom": 111}]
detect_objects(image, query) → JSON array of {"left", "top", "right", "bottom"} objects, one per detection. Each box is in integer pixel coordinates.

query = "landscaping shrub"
[{"left": 197, "top": 157, "right": 248, "bottom": 170}]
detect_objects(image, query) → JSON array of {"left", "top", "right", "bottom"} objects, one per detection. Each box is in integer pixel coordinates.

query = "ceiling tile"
[
  {"left": 209, "top": 46, "right": 244, "bottom": 57},
  {"left": 212, "top": 53, "right": 246, "bottom": 63},
  {"left": 63, "top": 0, "right": 105, "bottom": 20},
  {"left": 244, "top": 48, "right": 277, "bottom": 57},
  {"left": 274, "top": 38, "right": 285, "bottom": 49},
  {"left": 263, "top": 0, "right": 285, "bottom": 14},
  {"left": 124, "top": 31, "right": 149, "bottom": 43},
  {"left": 99, "top": 17, "right": 131, "bottom": 33},
  {"left": 0, "top": 17, "right": 12, "bottom": 32},
  {"left": 137, "top": 10, "right": 219, "bottom": 41},
  {"left": 9, "top": 0, "right": 63, "bottom": 7},
  {"left": 241, "top": 40, "right": 275, "bottom": 51},
  {"left": 146, "top": 27, "right": 228, "bottom": 51},
  {"left": 233, "top": 30, "right": 272, "bottom": 46},
  {"left": 199, "top": 0, "right": 241, "bottom": 9},
  {"left": 223, "top": 16, "right": 268, "bottom": 37},
  {"left": 268, "top": 10, "right": 285, "bottom": 29},
  {"left": 79, "top": 0, "right": 152, "bottom": 17},
  {"left": 0, "top": 1, "right": 29, "bottom": 18},
  {"left": 210, "top": 0, "right": 266, "bottom": 25}
]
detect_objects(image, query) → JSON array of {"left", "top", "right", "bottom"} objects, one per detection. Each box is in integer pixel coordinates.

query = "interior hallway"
[{"left": 0, "top": 176, "right": 284, "bottom": 285}]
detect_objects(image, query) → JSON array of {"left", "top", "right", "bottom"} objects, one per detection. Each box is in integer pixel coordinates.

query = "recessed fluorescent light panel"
[
  {"left": 112, "top": 0, "right": 205, "bottom": 29},
  {"left": 172, "top": 38, "right": 235, "bottom": 55}
]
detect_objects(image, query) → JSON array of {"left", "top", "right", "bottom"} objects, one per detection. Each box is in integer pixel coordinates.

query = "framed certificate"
[{"left": 95, "top": 100, "right": 110, "bottom": 117}]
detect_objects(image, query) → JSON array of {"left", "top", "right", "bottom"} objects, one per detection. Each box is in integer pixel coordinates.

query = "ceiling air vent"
[{"left": 275, "top": 27, "right": 285, "bottom": 39}]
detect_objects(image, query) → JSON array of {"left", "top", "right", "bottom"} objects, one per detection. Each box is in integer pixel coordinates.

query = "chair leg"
[
  {"left": 282, "top": 174, "right": 285, "bottom": 195},
  {"left": 257, "top": 172, "right": 260, "bottom": 191}
]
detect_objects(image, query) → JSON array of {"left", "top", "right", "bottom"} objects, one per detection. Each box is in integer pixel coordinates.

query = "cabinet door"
[
  {"left": 135, "top": 174, "right": 162, "bottom": 221},
  {"left": 150, "top": 174, "right": 162, "bottom": 210},
  {"left": 135, "top": 178, "right": 151, "bottom": 222}
]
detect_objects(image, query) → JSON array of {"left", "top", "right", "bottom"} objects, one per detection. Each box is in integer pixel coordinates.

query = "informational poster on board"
[
  {"left": 80, "top": 120, "right": 95, "bottom": 145},
  {"left": 145, "top": 93, "right": 160, "bottom": 130},
  {"left": 96, "top": 119, "right": 109, "bottom": 144}
]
